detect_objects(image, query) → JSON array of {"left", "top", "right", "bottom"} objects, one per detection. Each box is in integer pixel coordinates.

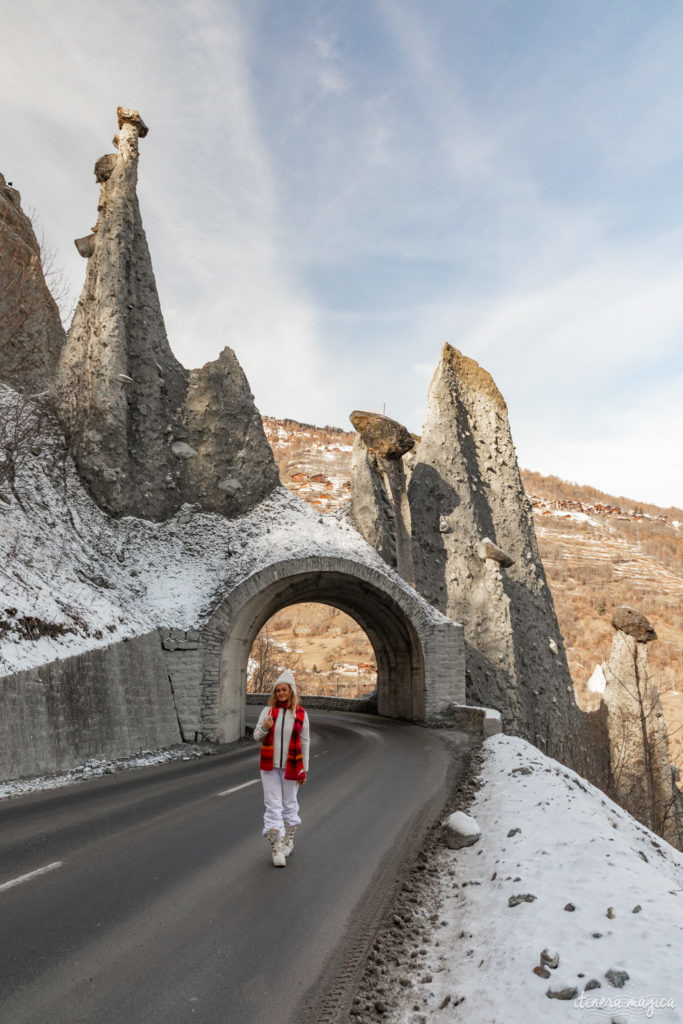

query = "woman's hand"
[
  {"left": 298, "top": 770, "right": 307, "bottom": 786},
  {"left": 262, "top": 712, "right": 274, "bottom": 731}
]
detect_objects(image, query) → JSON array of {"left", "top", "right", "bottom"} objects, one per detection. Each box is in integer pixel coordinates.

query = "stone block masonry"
[
  {"left": 202, "top": 554, "right": 466, "bottom": 744},
  {"left": 0, "top": 631, "right": 181, "bottom": 781},
  {"left": 159, "top": 628, "right": 204, "bottom": 741}
]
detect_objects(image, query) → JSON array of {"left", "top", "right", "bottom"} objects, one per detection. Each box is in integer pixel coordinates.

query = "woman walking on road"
[{"left": 253, "top": 669, "right": 310, "bottom": 867}]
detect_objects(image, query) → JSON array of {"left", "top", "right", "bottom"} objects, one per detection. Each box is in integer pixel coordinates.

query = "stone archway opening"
[
  {"left": 246, "top": 602, "right": 377, "bottom": 699},
  {"left": 216, "top": 564, "right": 427, "bottom": 742}
]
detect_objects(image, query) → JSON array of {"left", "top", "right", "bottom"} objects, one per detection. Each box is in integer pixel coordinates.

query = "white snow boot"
[
  {"left": 282, "top": 823, "right": 298, "bottom": 858},
  {"left": 266, "top": 828, "right": 286, "bottom": 867}
]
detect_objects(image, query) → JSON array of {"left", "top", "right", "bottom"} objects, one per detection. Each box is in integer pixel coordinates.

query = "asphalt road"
[{"left": 0, "top": 710, "right": 453, "bottom": 1024}]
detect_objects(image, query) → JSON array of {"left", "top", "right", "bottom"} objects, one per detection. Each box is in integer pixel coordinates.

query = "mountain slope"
[{"left": 262, "top": 416, "right": 683, "bottom": 774}]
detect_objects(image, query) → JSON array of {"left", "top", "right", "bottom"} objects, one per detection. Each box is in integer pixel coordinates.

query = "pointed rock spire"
[
  {"left": 349, "top": 410, "right": 415, "bottom": 585},
  {"left": 53, "top": 108, "right": 278, "bottom": 520},
  {"left": 407, "top": 345, "right": 586, "bottom": 761},
  {"left": 0, "top": 173, "right": 65, "bottom": 393},
  {"left": 182, "top": 347, "right": 280, "bottom": 515},
  {"left": 53, "top": 107, "right": 187, "bottom": 518}
]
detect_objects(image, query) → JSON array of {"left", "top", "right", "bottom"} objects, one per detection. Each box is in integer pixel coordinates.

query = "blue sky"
[{"left": 2, "top": 0, "right": 682, "bottom": 508}]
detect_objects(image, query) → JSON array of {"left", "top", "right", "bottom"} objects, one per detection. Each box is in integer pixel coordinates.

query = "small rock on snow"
[
  {"left": 605, "top": 969, "right": 630, "bottom": 988},
  {"left": 442, "top": 811, "right": 481, "bottom": 849},
  {"left": 508, "top": 893, "right": 537, "bottom": 907},
  {"left": 546, "top": 983, "right": 578, "bottom": 1000}
]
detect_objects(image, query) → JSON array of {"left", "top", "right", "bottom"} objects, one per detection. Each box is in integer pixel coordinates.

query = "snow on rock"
[
  {"left": 442, "top": 810, "right": 481, "bottom": 849},
  {"left": 390, "top": 734, "right": 683, "bottom": 1024}
]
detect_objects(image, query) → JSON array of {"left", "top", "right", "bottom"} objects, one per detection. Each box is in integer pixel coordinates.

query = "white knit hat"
[{"left": 273, "top": 669, "right": 297, "bottom": 697}]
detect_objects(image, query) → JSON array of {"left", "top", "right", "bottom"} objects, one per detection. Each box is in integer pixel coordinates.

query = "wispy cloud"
[
  {"left": 312, "top": 34, "right": 349, "bottom": 96},
  {"left": 1, "top": 0, "right": 330, "bottom": 420},
  {"left": 2, "top": 0, "right": 683, "bottom": 504}
]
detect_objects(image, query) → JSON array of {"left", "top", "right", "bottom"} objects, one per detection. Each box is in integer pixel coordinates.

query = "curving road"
[{"left": 0, "top": 710, "right": 457, "bottom": 1024}]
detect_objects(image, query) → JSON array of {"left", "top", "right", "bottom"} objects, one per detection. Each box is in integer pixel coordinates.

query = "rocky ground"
[{"left": 344, "top": 739, "right": 482, "bottom": 1024}]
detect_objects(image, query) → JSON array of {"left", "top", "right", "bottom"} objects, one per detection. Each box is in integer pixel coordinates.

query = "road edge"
[{"left": 297, "top": 729, "right": 477, "bottom": 1024}]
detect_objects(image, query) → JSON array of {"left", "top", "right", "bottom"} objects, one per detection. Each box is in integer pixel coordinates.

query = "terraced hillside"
[{"left": 257, "top": 417, "right": 683, "bottom": 774}]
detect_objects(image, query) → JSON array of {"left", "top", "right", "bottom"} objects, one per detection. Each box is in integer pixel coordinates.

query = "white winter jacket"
[{"left": 253, "top": 705, "right": 310, "bottom": 772}]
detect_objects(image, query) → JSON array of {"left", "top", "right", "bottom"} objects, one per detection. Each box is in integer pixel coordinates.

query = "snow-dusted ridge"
[
  {"left": 0, "top": 389, "right": 447, "bottom": 676},
  {"left": 386, "top": 734, "right": 683, "bottom": 1024}
]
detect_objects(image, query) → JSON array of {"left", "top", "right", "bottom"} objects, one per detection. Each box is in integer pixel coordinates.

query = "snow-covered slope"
[
  {"left": 385, "top": 734, "right": 683, "bottom": 1023},
  {"left": 0, "top": 389, "right": 434, "bottom": 676}
]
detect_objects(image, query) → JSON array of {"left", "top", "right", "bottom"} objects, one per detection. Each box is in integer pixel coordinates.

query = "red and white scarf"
[{"left": 260, "top": 705, "right": 306, "bottom": 780}]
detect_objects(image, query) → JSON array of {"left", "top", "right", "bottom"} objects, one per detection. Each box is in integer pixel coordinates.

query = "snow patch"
[
  {"left": 587, "top": 663, "right": 607, "bottom": 694},
  {"left": 390, "top": 734, "right": 683, "bottom": 1023},
  {"left": 549, "top": 509, "right": 598, "bottom": 526},
  {"left": 0, "top": 746, "right": 213, "bottom": 801}
]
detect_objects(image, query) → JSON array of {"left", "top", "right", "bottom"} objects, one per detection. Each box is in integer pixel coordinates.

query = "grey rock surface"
[
  {"left": 179, "top": 346, "right": 279, "bottom": 515},
  {"left": 350, "top": 413, "right": 415, "bottom": 585},
  {"left": 52, "top": 108, "right": 278, "bottom": 521},
  {"left": 406, "top": 344, "right": 587, "bottom": 764},
  {"left": 53, "top": 108, "right": 188, "bottom": 519},
  {"left": 0, "top": 172, "right": 65, "bottom": 393}
]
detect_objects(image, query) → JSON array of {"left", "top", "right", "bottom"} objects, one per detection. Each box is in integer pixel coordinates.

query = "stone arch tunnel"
[{"left": 196, "top": 556, "right": 466, "bottom": 743}]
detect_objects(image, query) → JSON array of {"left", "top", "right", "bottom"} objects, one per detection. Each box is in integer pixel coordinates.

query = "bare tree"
[
  {"left": 606, "top": 657, "right": 681, "bottom": 846},
  {"left": 247, "top": 624, "right": 304, "bottom": 693},
  {"left": 0, "top": 385, "right": 50, "bottom": 494}
]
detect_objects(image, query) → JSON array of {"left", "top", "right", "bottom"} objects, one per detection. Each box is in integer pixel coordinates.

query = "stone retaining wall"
[
  {"left": 246, "top": 691, "right": 379, "bottom": 714},
  {"left": 246, "top": 693, "right": 501, "bottom": 741},
  {"left": 0, "top": 631, "right": 181, "bottom": 781},
  {"left": 427, "top": 703, "right": 502, "bottom": 739}
]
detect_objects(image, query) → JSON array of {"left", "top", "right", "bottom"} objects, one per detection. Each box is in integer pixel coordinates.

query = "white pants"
[{"left": 260, "top": 768, "right": 301, "bottom": 835}]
